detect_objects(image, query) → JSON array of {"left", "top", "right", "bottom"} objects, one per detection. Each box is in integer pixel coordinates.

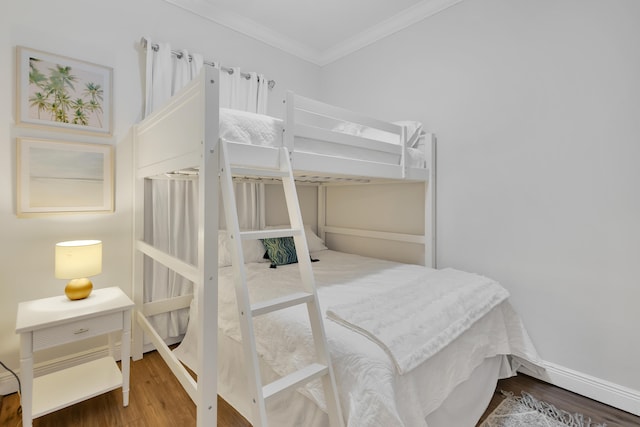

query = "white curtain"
[
  {"left": 220, "top": 67, "right": 241, "bottom": 110},
  {"left": 144, "top": 40, "right": 204, "bottom": 339},
  {"left": 218, "top": 68, "right": 269, "bottom": 233},
  {"left": 144, "top": 42, "right": 171, "bottom": 117},
  {"left": 219, "top": 68, "right": 269, "bottom": 114},
  {"left": 218, "top": 66, "right": 268, "bottom": 230},
  {"left": 257, "top": 74, "right": 269, "bottom": 114},
  {"left": 143, "top": 38, "right": 268, "bottom": 340}
]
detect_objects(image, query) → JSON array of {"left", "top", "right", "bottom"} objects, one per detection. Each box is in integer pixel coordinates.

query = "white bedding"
[
  {"left": 219, "top": 108, "right": 283, "bottom": 147},
  {"left": 174, "top": 250, "right": 542, "bottom": 426},
  {"left": 326, "top": 268, "right": 510, "bottom": 374},
  {"left": 219, "top": 108, "right": 426, "bottom": 168}
]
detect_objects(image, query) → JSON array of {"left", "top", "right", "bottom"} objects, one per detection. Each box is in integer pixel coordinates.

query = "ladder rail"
[
  {"left": 219, "top": 141, "right": 269, "bottom": 426},
  {"left": 279, "top": 148, "right": 345, "bottom": 427},
  {"left": 219, "top": 140, "right": 344, "bottom": 427}
]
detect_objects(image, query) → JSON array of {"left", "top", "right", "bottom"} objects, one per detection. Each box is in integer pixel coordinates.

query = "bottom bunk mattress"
[{"left": 174, "top": 250, "right": 543, "bottom": 426}]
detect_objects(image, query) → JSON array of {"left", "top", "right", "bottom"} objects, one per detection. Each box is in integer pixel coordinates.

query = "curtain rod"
[{"left": 140, "top": 37, "right": 276, "bottom": 90}]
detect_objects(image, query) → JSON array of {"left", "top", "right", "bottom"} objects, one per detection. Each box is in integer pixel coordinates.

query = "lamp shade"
[{"left": 55, "top": 240, "right": 102, "bottom": 279}]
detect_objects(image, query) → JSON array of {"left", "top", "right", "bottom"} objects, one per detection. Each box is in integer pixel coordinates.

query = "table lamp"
[{"left": 55, "top": 240, "right": 102, "bottom": 300}]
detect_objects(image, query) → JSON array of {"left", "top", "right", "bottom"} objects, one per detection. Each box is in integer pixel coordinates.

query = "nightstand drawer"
[{"left": 32, "top": 311, "right": 123, "bottom": 351}]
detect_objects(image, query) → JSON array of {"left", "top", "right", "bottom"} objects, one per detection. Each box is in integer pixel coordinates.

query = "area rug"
[{"left": 480, "top": 391, "right": 607, "bottom": 427}]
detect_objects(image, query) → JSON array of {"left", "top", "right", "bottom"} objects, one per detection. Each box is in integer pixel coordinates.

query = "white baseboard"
[
  {"left": 0, "top": 366, "right": 21, "bottom": 396},
  {"left": 0, "top": 345, "right": 121, "bottom": 396},
  {"left": 521, "top": 360, "right": 640, "bottom": 416}
]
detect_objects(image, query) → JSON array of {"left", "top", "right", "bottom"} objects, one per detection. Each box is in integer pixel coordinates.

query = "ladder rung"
[
  {"left": 240, "top": 228, "right": 302, "bottom": 240},
  {"left": 251, "top": 292, "right": 314, "bottom": 317},
  {"left": 263, "top": 363, "right": 328, "bottom": 402},
  {"left": 231, "top": 167, "right": 288, "bottom": 178}
]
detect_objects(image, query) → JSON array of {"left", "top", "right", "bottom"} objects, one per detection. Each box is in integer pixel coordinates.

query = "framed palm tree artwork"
[{"left": 16, "top": 46, "right": 112, "bottom": 136}]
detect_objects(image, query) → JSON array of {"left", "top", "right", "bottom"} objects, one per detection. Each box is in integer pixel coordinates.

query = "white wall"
[
  {"left": 321, "top": 0, "right": 640, "bottom": 401},
  {"left": 324, "top": 183, "right": 426, "bottom": 265},
  {"left": 265, "top": 184, "right": 318, "bottom": 227},
  {"left": 1, "top": 0, "right": 320, "bottom": 390}
]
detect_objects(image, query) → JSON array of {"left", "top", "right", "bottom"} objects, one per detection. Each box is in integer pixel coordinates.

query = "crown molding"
[
  {"left": 164, "top": 0, "right": 465, "bottom": 66},
  {"left": 319, "top": 0, "right": 465, "bottom": 66},
  {"left": 164, "top": 0, "right": 323, "bottom": 64}
]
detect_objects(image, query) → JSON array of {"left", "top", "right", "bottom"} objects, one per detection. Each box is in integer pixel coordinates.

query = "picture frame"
[
  {"left": 17, "top": 137, "right": 114, "bottom": 217},
  {"left": 16, "top": 46, "right": 113, "bottom": 136}
]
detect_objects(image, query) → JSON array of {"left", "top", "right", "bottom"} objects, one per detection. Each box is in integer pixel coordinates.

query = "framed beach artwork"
[
  {"left": 17, "top": 138, "right": 114, "bottom": 217},
  {"left": 16, "top": 46, "right": 113, "bottom": 136}
]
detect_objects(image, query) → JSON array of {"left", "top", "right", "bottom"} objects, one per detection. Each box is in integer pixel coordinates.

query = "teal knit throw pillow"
[{"left": 262, "top": 237, "right": 298, "bottom": 267}]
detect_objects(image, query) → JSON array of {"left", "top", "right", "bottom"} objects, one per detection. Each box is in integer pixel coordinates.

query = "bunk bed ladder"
[{"left": 219, "top": 140, "right": 344, "bottom": 427}]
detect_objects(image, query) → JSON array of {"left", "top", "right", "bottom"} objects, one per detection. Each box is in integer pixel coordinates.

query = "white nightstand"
[{"left": 15, "top": 286, "right": 134, "bottom": 427}]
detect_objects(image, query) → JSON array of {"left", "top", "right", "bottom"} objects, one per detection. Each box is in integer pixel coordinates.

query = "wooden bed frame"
[{"left": 131, "top": 66, "right": 435, "bottom": 426}]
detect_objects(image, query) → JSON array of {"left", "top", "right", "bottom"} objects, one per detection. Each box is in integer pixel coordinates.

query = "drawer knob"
[{"left": 73, "top": 328, "right": 89, "bottom": 335}]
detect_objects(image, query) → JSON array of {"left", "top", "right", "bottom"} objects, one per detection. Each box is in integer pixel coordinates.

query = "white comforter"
[
  {"left": 175, "top": 250, "right": 542, "bottom": 426},
  {"left": 326, "top": 268, "right": 510, "bottom": 374}
]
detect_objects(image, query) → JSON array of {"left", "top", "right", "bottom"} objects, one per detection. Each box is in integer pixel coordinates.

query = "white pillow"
[
  {"left": 218, "top": 230, "right": 266, "bottom": 267},
  {"left": 332, "top": 121, "right": 364, "bottom": 136},
  {"left": 264, "top": 224, "right": 328, "bottom": 252},
  {"left": 304, "top": 225, "right": 329, "bottom": 252},
  {"left": 334, "top": 120, "right": 424, "bottom": 147},
  {"left": 359, "top": 127, "right": 400, "bottom": 145},
  {"left": 219, "top": 108, "right": 283, "bottom": 146}
]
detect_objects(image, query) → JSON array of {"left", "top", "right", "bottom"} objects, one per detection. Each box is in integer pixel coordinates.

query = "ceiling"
[{"left": 165, "top": 0, "right": 464, "bottom": 66}]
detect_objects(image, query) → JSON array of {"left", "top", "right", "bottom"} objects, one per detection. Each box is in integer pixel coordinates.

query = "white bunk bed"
[{"left": 132, "top": 66, "right": 542, "bottom": 426}]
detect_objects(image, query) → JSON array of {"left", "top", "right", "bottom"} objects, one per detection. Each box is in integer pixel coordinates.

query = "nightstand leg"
[
  {"left": 121, "top": 310, "right": 131, "bottom": 407},
  {"left": 20, "top": 333, "right": 33, "bottom": 427}
]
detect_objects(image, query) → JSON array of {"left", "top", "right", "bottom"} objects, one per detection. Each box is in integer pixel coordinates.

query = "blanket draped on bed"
[{"left": 326, "top": 268, "right": 510, "bottom": 374}]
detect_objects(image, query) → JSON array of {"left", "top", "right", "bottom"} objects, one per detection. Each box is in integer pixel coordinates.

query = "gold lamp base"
[{"left": 65, "top": 278, "right": 93, "bottom": 300}]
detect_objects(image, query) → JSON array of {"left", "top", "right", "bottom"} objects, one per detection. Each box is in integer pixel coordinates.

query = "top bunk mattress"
[{"left": 219, "top": 108, "right": 426, "bottom": 168}]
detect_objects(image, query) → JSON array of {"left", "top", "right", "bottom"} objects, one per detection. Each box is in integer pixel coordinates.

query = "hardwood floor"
[
  {"left": 2, "top": 351, "right": 638, "bottom": 426},
  {"left": 0, "top": 351, "right": 249, "bottom": 427}
]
